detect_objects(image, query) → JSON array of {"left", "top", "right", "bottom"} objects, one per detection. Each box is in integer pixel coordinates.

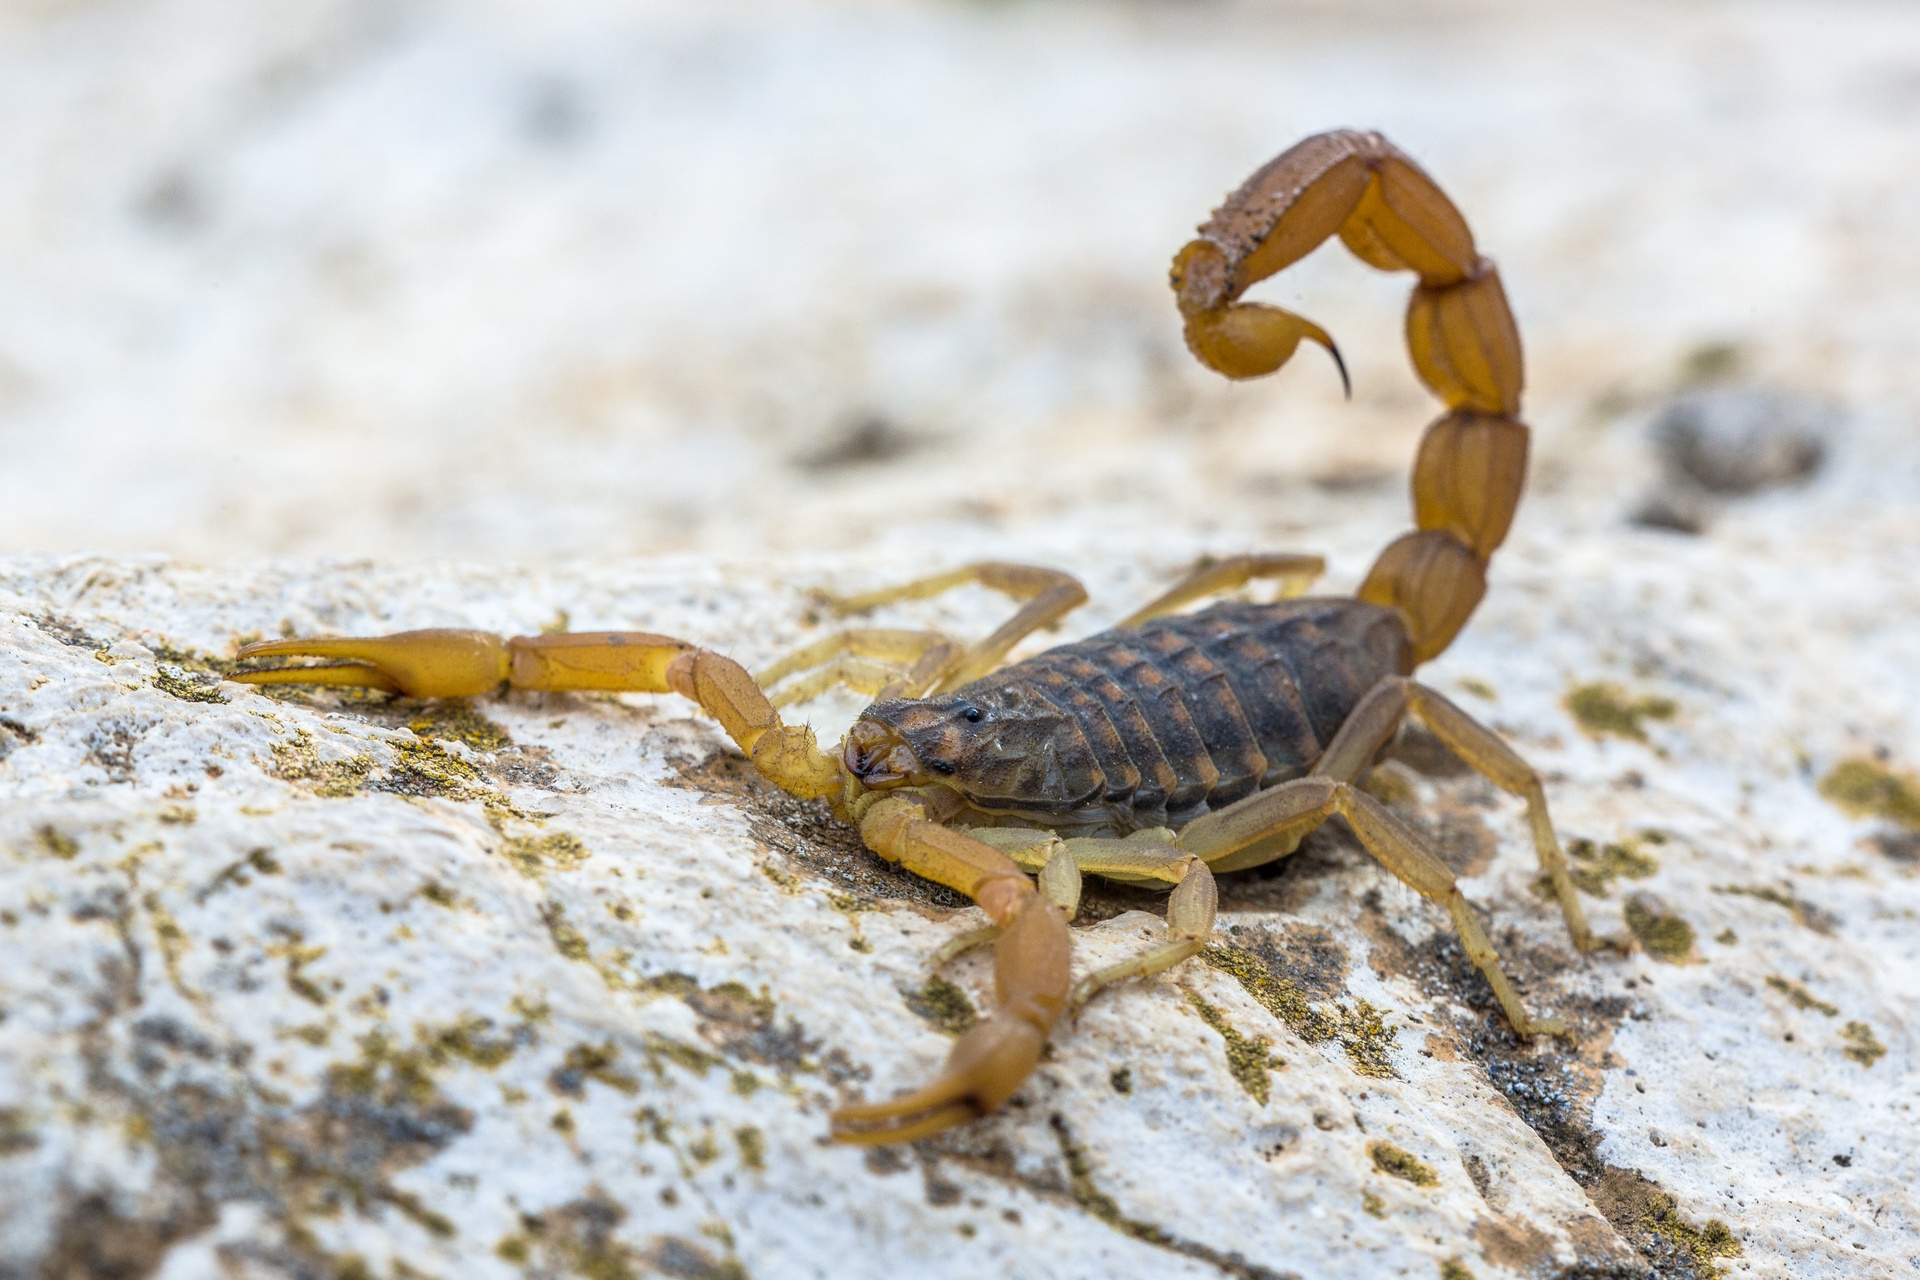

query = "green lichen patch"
[
  {"left": 1535, "top": 833, "right": 1660, "bottom": 899},
  {"left": 381, "top": 737, "right": 485, "bottom": 799},
  {"left": 1367, "top": 1140, "right": 1438, "bottom": 1187},
  {"left": 1361, "top": 1191, "right": 1386, "bottom": 1218},
  {"left": 1186, "top": 993, "right": 1280, "bottom": 1105},
  {"left": 1336, "top": 1000, "right": 1395, "bottom": 1079},
  {"left": 270, "top": 731, "right": 373, "bottom": 798},
  {"left": 1711, "top": 882, "right": 1838, "bottom": 934},
  {"left": 34, "top": 824, "right": 79, "bottom": 860},
  {"left": 1439, "top": 1261, "right": 1475, "bottom": 1280},
  {"left": 1201, "top": 945, "right": 1396, "bottom": 1077},
  {"left": 493, "top": 1192, "right": 662, "bottom": 1280},
  {"left": 1636, "top": 1186, "right": 1741, "bottom": 1273},
  {"left": 420, "top": 1015, "right": 520, "bottom": 1069},
  {"left": 1765, "top": 976, "right": 1838, "bottom": 1017},
  {"left": 152, "top": 666, "right": 228, "bottom": 704},
  {"left": 644, "top": 1033, "right": 726, "bottom": 1079},
  {"left": 0, "top": 1106, "right": 38, "bottom": 1155},
  {"left": 1109, "top": 1066, "right": 1132, "bottom": 1094},
  {"left": 1820, "top": 757, "right": 1920, "bottom": 830},
  {"left": 904, "top": 975, "right": 978, "bottom": 1036},
  {"left": 1565, "top": 682, "right": 1677, "bottom": 742},
  {"left": 501, "top": 832, "right": 591, "bottom": 878},
  {"left": 735, "top": 1126, "right": 766, "bottom": 1172},
  {"left": 1623, "top": 894, "right": 1696, "bottom": 962},
  {"left": 1841, "top": 1021, "right": 1887, "bottom": 1067},
  {"left": 549, "top": 1042, "right": 640, "bottom": 1096},
  {"left": 267, "top": 931, "right": 331, "bottom": 1005},
  {"left": 539, "top": 902, "right": 591, "bottom": 962},
  {"left": 1049, "top": 1116, "right": 1171, "bottom": 1246},
  {"left": 1203, "top": 944, "right": 1338, "bottom": 1042},
  {"left": 149, "top": 642, "right": 241, "bottom": 678},
  {"left": 401, "top": 699, "right": 513, "bottom": 752},
  {"left": 196, "top": 847, "right": 282, "bottom": 903}
]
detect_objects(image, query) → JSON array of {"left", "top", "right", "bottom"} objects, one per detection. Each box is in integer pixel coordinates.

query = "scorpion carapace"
[{"left": 229, "top": 131, "right": 1597, "bottom": 1148}]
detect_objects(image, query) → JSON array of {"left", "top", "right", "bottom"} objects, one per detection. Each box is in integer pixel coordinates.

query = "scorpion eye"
[
  {"left": 962, "top": 706, "right": 983, "bottom": 723},
  {"left": 927, "top": 758, "right": 957, "bottom": 775}
]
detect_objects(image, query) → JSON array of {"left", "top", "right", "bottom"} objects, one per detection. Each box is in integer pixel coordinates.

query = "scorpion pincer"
[{"left": 231, "top": 130, "right": 1599, "bottom": 1146}]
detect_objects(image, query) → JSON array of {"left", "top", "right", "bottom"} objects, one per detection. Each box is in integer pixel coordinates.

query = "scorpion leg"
[
  {"left": 973, "top": 827, "right": 1219, "bottom": 1010},
  {"left": 756, "top": 628, "right": 960, "bottom": 707},
  {"left": 831, "top": 796, "right": 1073, "bottom": 1145},
  {"left": 232, "top": 630, "right": 844, "bottom": 800},
  {"left": 819, "top": 562, "right": 1088, "bottom": 691},
  {"left": 1067, "top": 856, "right": 1217, "bottom": 1011},
  {"left": 1178, "top": 778, "right": 1566, "bottom": 1038},
  {"left": 1116, "top": 553, "right": 1325, "bottom": 628},
  {"left": 1310, "top": 676, "right": 1604, "bottom": 954}
]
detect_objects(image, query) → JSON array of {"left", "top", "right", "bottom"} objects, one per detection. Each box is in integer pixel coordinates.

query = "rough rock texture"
[
  {"left": 5, "top": 1, "right": 1920, "bottom": 1277},
  {"left": 2, "top": 473, "right": 1916, "bottom": 1278}
]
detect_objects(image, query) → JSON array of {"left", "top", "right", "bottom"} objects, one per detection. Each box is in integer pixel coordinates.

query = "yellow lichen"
[
  {"left": 500, "top": 832, "right": 590, "bottom": 878},
  {"left": 1565, "top": 682, "right": 1677, "bottom": 742},
  {"left": 404, "top": 699, "right": 512, "bottom": 752},
  {"left": 1820, "top": 758, "right": 1920, "bottom": 829},
  {"left": 1202, "top": 945, "right": 1395, "bottom": 1076},
  {"left": 735, "top": 1126, "right": 766, "bottom": 1171},
  {"left": 554, "top": 1042, "right": 639, "bottom": 1094},
  {"left": 1337, "top": 1000, "right": 1396, "bottom": 1079},
  {"left": 904, "top": 976, "right": 978, "bottom": 1036},
  {"left": 539, "top": 903, "right": 591, "bottom": 963},
  {"left": 1638, "top": 1189, "right": 1741, "bottom": 1271},
  {"left": 1186, "top": 993, "right": 1280, "bottom": 1105},
  {"left": 1536, "top": 834, "right": 1660, "bottom": 899},
  {"left": 1840, "top": 1021, "right": 1886, "bottom": 1067},
  {"left": 270, "top": 731, "right": 372, "bottom": 798},
  {"left": 151, "top": 667, "right": 227, "bottom": 704},
  {"left": 1623, "top": 895, "right": 1696, "bottom": 962},
  {"left": 1368, "top": 1140, "right": 1437, "bottom": 1187},
  {"left": 1765, "top": 976, "right": 1837, "bottom": 1017}
]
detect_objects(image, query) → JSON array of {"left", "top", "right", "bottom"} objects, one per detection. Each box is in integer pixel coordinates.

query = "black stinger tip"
[{"left": 1327, "top": 341, "right": 1351, "bottom": 401}]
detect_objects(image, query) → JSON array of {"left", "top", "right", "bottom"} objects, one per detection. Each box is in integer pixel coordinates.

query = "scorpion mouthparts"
[{"left": 844, "top": 720, "right": 925, "bottom": 788}]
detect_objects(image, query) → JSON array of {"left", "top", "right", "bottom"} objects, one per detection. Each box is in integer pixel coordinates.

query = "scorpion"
[{"left": 232, "top": 130, "right": 1599, "bottom": 1146}]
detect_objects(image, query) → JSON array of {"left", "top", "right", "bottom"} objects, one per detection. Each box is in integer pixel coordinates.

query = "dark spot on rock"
[
  {"left": 666, "top": 746, "right": 970, "bottom": 913},
  {"left": 1653, "top": 387, "right": 1832, "bottom": 495},
  {"left": 796, "top": 414, "right": 920, "bottom": 471}
]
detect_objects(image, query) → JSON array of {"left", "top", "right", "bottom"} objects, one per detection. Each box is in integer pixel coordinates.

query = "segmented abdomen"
[{"left": 959, "top": 597, "right": 1410, "bottom": 829}]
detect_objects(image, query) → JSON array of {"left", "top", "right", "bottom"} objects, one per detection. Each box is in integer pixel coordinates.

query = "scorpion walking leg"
[
  {"left": 232, "top": 629, "right": 844, "bottom": 800},
  {"left": 1310, "top": 676, "right": 1602, "bottom": 953},
  {"left": 971, "top": 827, "right": 1218, "bottom": 1010},
  {"left": 820, "top": 561, "right": 1088, "bottom": 691},
  {"left": 1116, "top": 553, "right": 1325, "bottom": 628},
  {"left": 756, "top": 629, "right": 960, "bottom": 707},
  {"left": 831, "top": 796, "right": 1073, "bottom": 1145},
  {"left": 1178, "top": 778, "right": 1565, "bottom": 1037}
]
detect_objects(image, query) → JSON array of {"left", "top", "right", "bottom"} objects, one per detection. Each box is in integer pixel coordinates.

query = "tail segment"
[{"left": 1172, "top": 130, "right": 1528, "bottom": 665}]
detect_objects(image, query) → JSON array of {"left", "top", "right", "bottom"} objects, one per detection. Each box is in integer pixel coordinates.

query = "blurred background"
[{"left": 0, "top": 0, "right": 1913, "bottom": 564}]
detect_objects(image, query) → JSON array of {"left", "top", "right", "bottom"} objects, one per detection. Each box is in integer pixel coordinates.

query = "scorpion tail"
[{"left": 1174, "top": 130, "right": 1529, "bottom": 666}]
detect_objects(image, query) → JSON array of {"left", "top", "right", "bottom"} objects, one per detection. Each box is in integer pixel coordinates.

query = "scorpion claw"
[
  {"left": 829, "top": 1011, "right": 1048, "bottom": 1146},
  {"left": 230, "top": 629, "right": 511, "bottom": 699}
]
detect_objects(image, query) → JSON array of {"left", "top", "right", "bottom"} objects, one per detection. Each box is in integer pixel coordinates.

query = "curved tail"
[{"left": 1171, "top": 130, "right": 1527, "bottom": 665}]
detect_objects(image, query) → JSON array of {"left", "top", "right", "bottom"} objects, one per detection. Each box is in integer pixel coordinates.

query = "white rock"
[{"left": 2, "top": 486, "right": 1917, "bottom": 1278}]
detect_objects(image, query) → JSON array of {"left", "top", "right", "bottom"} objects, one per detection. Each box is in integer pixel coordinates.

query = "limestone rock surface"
[{"left": 1, "top": 482, "right": 1916, "bottom": 1279}]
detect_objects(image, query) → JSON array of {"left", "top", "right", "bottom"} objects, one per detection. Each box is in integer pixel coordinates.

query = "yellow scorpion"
[{"left": 233, "top": 131, "right": 1591, "bottom": 1145}]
